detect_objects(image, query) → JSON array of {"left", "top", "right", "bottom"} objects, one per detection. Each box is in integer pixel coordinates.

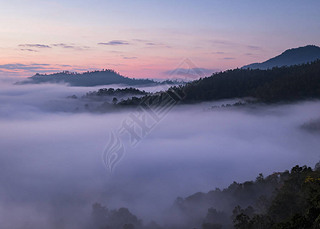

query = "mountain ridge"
[
  {"left": 242, "top": 45, "right": 320, "bottom": 69},
  {"left": 117, "top": 60, "right": 320, "bottom": 107},
  {"left": 17, "top": 69, "right": 158, "bottom": 87}
]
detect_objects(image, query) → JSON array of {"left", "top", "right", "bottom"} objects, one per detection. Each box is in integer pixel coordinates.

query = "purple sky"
[{"left": 1, "top": 0, "right": 320, "bottom": 78}]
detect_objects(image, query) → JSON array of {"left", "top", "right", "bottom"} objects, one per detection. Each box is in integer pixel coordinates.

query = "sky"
[{"left": 0, "top": 0, "right": 320, "bottom": 79}]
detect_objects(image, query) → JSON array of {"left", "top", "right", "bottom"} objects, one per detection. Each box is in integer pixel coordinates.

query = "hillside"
[
  {"left": 91, "top": 163, "right": 320, "bottom": 229},
  {"left": 167, "top": 164, "right": 320, "bottom": 229},
  {"left": 118, "top": 60, "right": 320, "bottom": 107},
  {"left": 18, "top": 69, "right": 157, "bottom": 86},
  {"left": 242, "top": 45, "right": 320, "bottom": 69}
]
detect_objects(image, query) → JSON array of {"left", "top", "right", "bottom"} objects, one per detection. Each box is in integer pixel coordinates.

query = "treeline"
[
  {"left": 34, "top": 69, "right": 121, "bottom": 76},
  {"left": 118, "top": 60, "right": 320, "bottom": 106},
  {"left": 90, "top": 163, "right": 320, "bottom": 229},
  {"left": 19, "top": 69, "right": 183, "bottom": 87},
  {"left": 85, "top": 87, "right": 149, "bottom": 97},
  {"left": 19, "top": 69, "right": 157, "bottom": 87}
]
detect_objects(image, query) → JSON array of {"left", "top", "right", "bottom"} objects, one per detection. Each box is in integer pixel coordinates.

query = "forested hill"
[
  {"left": 169, "top": 164, "right": 320, "bottom": 229},
  {"left": 18, "top": 69, "right": 157, "bottom": 86},
  {"left": 91, "top": 163, "right": 320, "bottom": 229},
  {"left": 118, "top": 60, "right": 320, "bottom": 106},
  {"left": 242, "top": 45, "right": 320, "bottom": 70}
]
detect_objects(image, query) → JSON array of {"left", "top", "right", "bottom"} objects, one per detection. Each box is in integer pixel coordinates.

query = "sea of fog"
[{"left": 0, "top": 77, "right": 320, "bottom": 228}]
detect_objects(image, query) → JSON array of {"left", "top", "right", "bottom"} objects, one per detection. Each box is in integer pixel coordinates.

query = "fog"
[{"left": 0, "top": 78, "right": 320, "bottom": 228}]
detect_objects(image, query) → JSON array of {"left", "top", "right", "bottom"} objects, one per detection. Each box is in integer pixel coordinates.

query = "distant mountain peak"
[{"left": 242, "top": 45, "right": 320, "bottom": 70}]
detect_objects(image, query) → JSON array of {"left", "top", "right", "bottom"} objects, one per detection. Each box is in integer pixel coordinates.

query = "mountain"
[
  {"left": 118, "top": 60, "right": 320, "bottom": 106},
  {"left": 242, "top": 45, "right": 320, "bottom": 69},
  {"left": 17, "top": 69, "right": 157, "bottom": 86}
]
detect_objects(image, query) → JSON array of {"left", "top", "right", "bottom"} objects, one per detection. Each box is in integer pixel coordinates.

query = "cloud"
[
  {"left": 210, "top": 40, "right": 263, "bottom": 53},
  {"left": 98, "top": 40, "right": 130, "bottom": 46},
  {"left": 51, "top": 43, "right": 90, "bottom": 50},
  {"left": 212, "top": 51, "right": 225, "bottom": 54},
  {"left": 210, "top": 39, "right": 237, "bottom": 46},
  {"left": 20, "top": 48, "right": 39, "bottom": 52},
  {"left": 0, "top": 81, "right": 319, "bottom": 228},
  {"left": 132, "top": 39, "right": 171, "bottom": 48},
  {"left": 132, "top": 39, "right": 148, "bottom": 43},
  {"left": 52, "top": 43, "right": 74, "bottom": 49},
  {"left": 223, "top": 57, "right": 235, "bottom": 60},
  {"left": 30, "top": 63, "right": 51, "bottom": 66},
  {"left": 19, "top": 44, "right": 51, "bottom": 48},
  {"left": 0, "top": 63, "right": 50, "bottom": 71},
  {"left": 0, "top": 63, "right": 70, "bottom": 75},
  {"left": 123, "top": 56, "right": 137, "bottom": 60},
  {"left": 247, "top": 45, "right": 262, "bottom": 50},
  {"left": 18, "top": 43, "right": 90, "bottom": 51},
  {"left": 132, "top": 39, "right": 155, "bottom": 45},
  {"left": 145, "top": 42, "right": 156, "bottom": 46}
]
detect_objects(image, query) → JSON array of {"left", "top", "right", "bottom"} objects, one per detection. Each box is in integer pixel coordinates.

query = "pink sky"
[{"left": 1, "top": 0, "right": 319, "bottom": 79}]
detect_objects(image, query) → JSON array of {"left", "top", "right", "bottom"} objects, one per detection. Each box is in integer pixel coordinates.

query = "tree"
[{"left": 112, "top": 97, "right": 118, "bottom": 105}]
